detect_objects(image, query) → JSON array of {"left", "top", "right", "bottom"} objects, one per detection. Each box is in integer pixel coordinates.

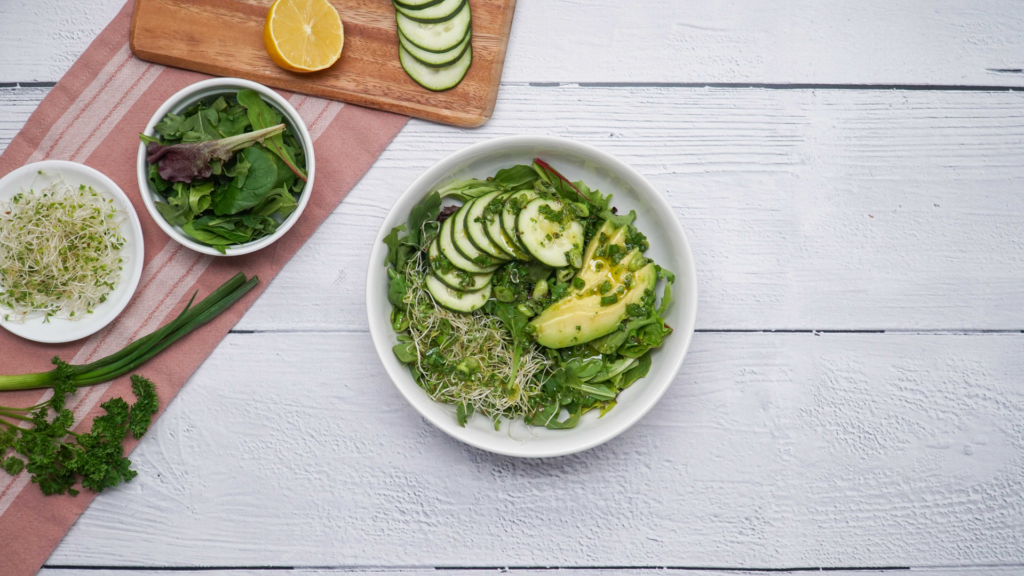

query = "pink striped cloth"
[{"left": 0, "top": 3, "right": 407, "bottom": 573}]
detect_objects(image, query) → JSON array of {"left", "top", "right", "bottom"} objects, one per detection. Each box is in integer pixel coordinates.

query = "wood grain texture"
[
  {"left": 37, "top": 565, "right": 1024, "bottom": 569},
  {"left": 128, "top": 0, "right": 515, "bottom": 126},
  {"left": 45, "top": 331, "right": 1024, "bottom": 567},
  {"left": 2, "top": 85, "right": 1023, "bottom": 331},
  {"left": 2, "top": 0, "right": 1024, "bottom": 86}
]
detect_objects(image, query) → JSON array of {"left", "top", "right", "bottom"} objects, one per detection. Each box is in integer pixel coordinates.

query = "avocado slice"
[{"left": 528, "top": 221, "right": 657, "bottom": 349}]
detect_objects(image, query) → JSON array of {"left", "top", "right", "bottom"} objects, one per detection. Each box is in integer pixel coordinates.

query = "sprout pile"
[{"left": 0, "top": 173, "right": 125, "bottom": 323}]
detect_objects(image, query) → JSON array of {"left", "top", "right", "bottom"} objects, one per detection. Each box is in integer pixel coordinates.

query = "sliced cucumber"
[
  {"left": 464, "top": 190, "right": 512, "bottom": 260},
  {"left": 426, "top": 273, "right": 491, "bottom": 313},
  {"left": 396, "top": 0, "right": 471, "bottom": 52},
  {"left": 394, "top": 0, "right": 444, "bottom": 8},
  {"left": 515, "top": 198, "right": 586, "bottom": 268},
  {"left": 429, "top": 240, "right": 492, "bottom": 291},
  {"left": 399, "top": 44, "right": 472, "bottom": 92},
  {"left": 501, "top": 189, "right": 537, "bottom": 252},
  {"left": 399, "top": 28, "right": 470, "bottom": 68},
  {"left": 438, "top": 209, "right": 497, "bottom": 274},
  {"left": 484, "top": 191, "right": 531, "bottom": 261},
  {"left": 394, "top": 0, "right": 464, "bottom": 24},
  {"left": 452, "top": 198, "right": 501, "bottom": 267}
]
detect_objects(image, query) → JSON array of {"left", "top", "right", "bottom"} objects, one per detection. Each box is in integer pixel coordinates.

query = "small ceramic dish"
[
  {"left": 136, "top": 77, "right": 315, "bottom": 257},
  {"left": 0, "top": 160, "right": 144, "bottom": 344},
  {"left": 366, "top": 135, "right": 698, "bottom": 457}
]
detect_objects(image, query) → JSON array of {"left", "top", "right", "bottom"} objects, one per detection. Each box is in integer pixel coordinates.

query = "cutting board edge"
[{"left": 127, "top": 0, "right": 500, "bottom": 128}]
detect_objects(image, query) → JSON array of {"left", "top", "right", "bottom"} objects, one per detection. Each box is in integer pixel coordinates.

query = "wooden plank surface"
[
  {"left": 2, "top": 0, "right": 1022, "bottom": 86},
  {"left": 41, "top": 331, "right": 1024, "bottom": 567},
  {"left": 7, "top": 85, "right": 1022, "bottom": 331},
  {"left": 128, "top": 0, "right": 515, "bottom": 127},
  {"left": 37, "top": 565, "right": 1024, "bottom": 569},
  {"left": 2, "top": 0, "right": 1024, "bottom": 572}
]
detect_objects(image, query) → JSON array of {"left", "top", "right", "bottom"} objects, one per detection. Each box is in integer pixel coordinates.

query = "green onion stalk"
[{"left": 0, "top": 272, "right": 258, "bottom": 393}]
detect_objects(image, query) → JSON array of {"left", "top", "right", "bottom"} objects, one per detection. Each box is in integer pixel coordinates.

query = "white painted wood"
[
  {"left": 2, "top": 1, "right": 1023, "bottom": 571},
  {"left": 46, "top": 331, "right": 1024, "bottom": 567},
  {"left": 0, "top": 0, "right": 1023, "bottom": 86},
  {"left": 3, "top": 86, "right": 1024, "bottom": 331},
  {"left": 36, "top": 565, "right": 1024, "bottom": 569}
]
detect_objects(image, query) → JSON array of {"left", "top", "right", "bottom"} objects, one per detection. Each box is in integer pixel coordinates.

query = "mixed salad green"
[
  {"left": 141, "top": 90, "right": 307, "bottom": 253},
  {"left": 384, "top": 159, "right": 675, "bottom": 429}
]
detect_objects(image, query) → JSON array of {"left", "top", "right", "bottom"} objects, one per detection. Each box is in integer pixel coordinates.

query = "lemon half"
[{"left": 264, "top": 0, "right": 344, "bottom": 73}]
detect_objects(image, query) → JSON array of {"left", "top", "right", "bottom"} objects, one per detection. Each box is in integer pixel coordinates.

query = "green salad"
[
  {"left": 141, "top": 90, "right": 307, "bottom": 253},
  {"left": 384, "top": 159, "right": 675, "bottom": 429}
]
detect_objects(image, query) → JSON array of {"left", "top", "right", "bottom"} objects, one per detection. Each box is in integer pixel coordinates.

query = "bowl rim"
[
  {"left": 0, "top": 160, "right": 145, "bottom": 343},
  {"left": 136, "top": 77, "right": 315, "bottom": 257},
  {"left": 365, "top": 134, "right": 698, "bottom": 458}
]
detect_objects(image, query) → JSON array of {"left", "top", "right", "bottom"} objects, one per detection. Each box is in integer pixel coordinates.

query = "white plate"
[
  {"left": 366, "top": 135, "right": 698, "bottom": 457},
  {"left": 0, "top": 161, "right": 144, "bottom": 344},
  {"left": 137, "top": 78, "right": 315, "bottom": 257}
]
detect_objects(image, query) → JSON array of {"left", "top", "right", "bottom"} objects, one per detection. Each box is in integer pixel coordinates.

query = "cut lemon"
[{"left": 264, "top": 0, "right": 344, "bottom": 73}]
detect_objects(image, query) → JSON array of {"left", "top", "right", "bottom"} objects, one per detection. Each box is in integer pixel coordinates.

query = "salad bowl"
[
  {"left": 137, "top": 77, "right": 315, "bottom": 257},
  {"left": 366, "top": 135, "right": 698, "bottom": 457}
]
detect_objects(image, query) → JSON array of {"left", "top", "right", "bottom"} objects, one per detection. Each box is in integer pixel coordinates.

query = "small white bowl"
[
  {"left": 366, "top": 135, "right": 698, "bottom": 458},
  {"left": 137, "top": 78, "right": 315, "bottom": 257},
  {"left": 0, "top": 160, "right": 144, "bottom": 344}
]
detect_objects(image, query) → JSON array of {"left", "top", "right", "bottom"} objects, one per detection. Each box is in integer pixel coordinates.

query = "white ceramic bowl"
[
  {"left": 0, "top": 160, "right": 144, "bottom": 343},
  {"left": 366, "top": 135, "right": 698, "bottom": 457},
  {"left": 137, "top": 78, "right": 315, "bottom": 257}
]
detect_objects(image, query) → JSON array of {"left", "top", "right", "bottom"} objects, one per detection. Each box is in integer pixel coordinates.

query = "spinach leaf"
[
  {"left": 154, "top": 201, "right": 191, "bottom": 227},
  {"left": 224, "top": 154, "right": 251, "bottom": 188},
  {"left": 406, "top": 191, "right": 441, "bottom": 248},
  {"left": 212, "top": 145, "right": 278, "bottom": 215},
  {"left": 493, "top": 164, "right": 538, "bottom": 191},
  {"left": 599, "top": 209, "right": 637, "bottom": 229},
  {"left": 387, "top": 268, "right": 408, "bottom": 309},
  {"left": 619, "top": 352, "right": 652, "bottom": 389},
  {"left": 188, "top": 181, "right": 215, "bottom": 215},
  {"left": 147, "top": 162, "right": 171, "bottom": 193},
  {"left": 435, "top": 179, "right": 502, "bottom": 202},
  {"left": 236, "top": 89, "right": 306, "bottom": 181},
  {"left": 383, "top": 224, "right": 407, "bottom": 268},
  {"left": 251, "top": 187, "right": 298, "bottom": 219},
  {"left": 393, "top": 342, "right": 418, "bottom": 364}
]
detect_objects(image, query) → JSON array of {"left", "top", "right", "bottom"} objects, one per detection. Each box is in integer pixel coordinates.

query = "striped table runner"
[{"left": 0, "top": 3, "right": 407, "bottom": 573}]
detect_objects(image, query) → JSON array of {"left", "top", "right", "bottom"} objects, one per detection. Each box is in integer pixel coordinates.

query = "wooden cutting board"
[{"left": 129, "top": 0, "right": 515, "bottom": 127}]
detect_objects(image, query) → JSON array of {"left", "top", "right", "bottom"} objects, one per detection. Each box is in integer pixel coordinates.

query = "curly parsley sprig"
[{"left": 0, "top": 359, "right": 158, "bottom": 496}]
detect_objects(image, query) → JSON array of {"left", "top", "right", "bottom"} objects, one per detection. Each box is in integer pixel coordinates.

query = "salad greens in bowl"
[
  {"left": 367, "top": 136, "right": 697, "bottom": 457},
  {"left": 137, "top": 78, "right": 314, "bottom": 256}
]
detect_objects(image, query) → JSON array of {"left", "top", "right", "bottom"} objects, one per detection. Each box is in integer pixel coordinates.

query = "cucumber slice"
[
  {"left": 464, "top": 190, "right": 512, "bottom": 261},
  {"left": 452, "top": 198, "right": 502, "bottom": 266},
  {"left": 394, "top": 0, "right": 444, "bottom": 8},
  {"left": 429, "top": 240, "right": 492, "bottom": 291},
  {"left": 515, "top": 198, "right": 586, "bottom": 268},
  {"left": 394, "top": 0, "right": 464, "bottom": 24},
  {"left": 396, "top": 0, "right": 470, "bottom": 52},
  {"left": 438, "top": 209, "right": 497, "bottom": 274},
  {"left": 484, "top": 191, "right": 531, "bottom": 261},
  {"left": 501, "top": 189, "right": 538, "bottom": 252},
  {"left": 426, "top": 273, "right": 491, "bottom": 313},
  {"left": 399, "top": 28, "right": 470, "bottom": 68},
  {"left": 399, "top": 44, "right": 472, "bottom": 92}
]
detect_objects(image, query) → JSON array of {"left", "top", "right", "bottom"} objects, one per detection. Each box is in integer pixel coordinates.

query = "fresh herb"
[
  {"left": 0, "top": 367, "right": 158, "bottom": 496},
  {"left": 0, "top": 273, "right": 257, "bottom": 392}
]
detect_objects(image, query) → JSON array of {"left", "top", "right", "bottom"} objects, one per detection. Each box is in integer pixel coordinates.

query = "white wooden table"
[{"left": 2, "top": 1, "right": 1023, "bottom": 574}]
